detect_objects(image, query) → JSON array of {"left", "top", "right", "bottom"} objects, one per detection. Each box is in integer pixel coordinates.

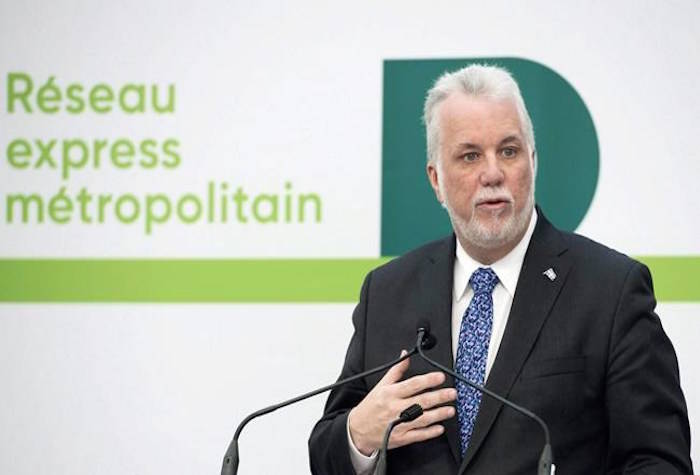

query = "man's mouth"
[{"left": 475, "top": 198, "right": 512, "bottom": 211}]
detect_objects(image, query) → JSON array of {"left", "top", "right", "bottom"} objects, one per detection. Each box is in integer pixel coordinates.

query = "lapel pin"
[{"left": 543, "top": 268, "right": 557, "bottom": 281}]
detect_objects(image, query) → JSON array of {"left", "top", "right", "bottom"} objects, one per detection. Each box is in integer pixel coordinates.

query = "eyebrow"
[
  {"left": 453, "top": 135, "right": 524, "bottom": 152},
  {"left": 499, "top": 135, "right": 523, "bottom": 146},
  {"left": 456, "top": 142, "right": 480, "bottom": 150}
]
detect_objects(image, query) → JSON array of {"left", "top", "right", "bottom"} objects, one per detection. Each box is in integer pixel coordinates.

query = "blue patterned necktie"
[{"left": 455, "top": 267, "right": 499, "bottom": 455}]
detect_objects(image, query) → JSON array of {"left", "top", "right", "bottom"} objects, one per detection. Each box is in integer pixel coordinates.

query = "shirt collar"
[{"left": 454, "top": 207, "right": 538, "bottom": 300}]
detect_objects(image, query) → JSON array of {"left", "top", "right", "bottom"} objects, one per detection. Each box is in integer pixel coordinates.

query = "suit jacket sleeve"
[
  {"left": 308, "top": 272, "right": 373, "bottom": 475},
  {"left": 605, "top": 262, "right": 692, "bottom": 474}
]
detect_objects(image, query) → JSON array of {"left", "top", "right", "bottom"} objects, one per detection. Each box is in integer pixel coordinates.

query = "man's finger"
[
  {"left": 410, "top": 387, "right": 457, "bottom": 411},
  {"left": 377, "top": 350, "right": 410, "bottom": 386},
  {"left": 389, "top": 424, "right": 445, "bottom": 450},
  {"left": 400, "top": 405, "right": 456, "bottom": 432},
  {"left": 393, "top": 371, "right": 446, "bottom": 397}
]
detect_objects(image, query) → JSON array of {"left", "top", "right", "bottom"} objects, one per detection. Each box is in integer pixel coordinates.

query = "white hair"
[{"left": 423, "top": 64, "right": 536, "bottom": 164}]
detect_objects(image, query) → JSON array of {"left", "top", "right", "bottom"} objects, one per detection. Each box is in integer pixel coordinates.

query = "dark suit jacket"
[{"left": 308, "top": 211, "right": 692, "bottom": 474}]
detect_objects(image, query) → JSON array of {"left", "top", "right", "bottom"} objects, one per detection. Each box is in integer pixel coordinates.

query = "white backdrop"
[{"left": 0, "top": 1, "right": 698, "bottom": 473}]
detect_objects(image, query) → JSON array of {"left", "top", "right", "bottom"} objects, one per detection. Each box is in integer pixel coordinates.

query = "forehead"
[{"left": 437, "top": 93, "right": 525, "bottom": 145}]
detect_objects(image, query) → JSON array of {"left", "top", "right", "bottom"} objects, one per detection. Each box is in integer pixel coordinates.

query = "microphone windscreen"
[
  {"left": 399, "top": 404, "right": 423, "bottom": 422},
  {"left": 416, "top": 321, "right": 437, "bottom": 350}
]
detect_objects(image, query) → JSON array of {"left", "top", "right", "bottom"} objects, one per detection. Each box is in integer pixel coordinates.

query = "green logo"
[{"left": 381, "top": 57, "right": 600, "bottom": 256}]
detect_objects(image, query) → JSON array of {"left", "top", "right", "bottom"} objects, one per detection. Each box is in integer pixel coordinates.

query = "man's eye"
[
  {"left": 502, "top": 147, "right": 518, "bottom": 158},
  {"left": 463, "top": 152, "right": 480, "bottom": 161}
]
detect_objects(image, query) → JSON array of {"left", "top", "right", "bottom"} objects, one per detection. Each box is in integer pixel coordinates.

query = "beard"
[{"left": 441, "top": 179, "right": 535, "bottom": 253}]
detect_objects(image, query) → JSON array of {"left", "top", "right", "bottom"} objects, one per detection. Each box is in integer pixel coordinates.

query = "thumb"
[{"left": 378, "top": 350, "right": 410, "bottom": 386}]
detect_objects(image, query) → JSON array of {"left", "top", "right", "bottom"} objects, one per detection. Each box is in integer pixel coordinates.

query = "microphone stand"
[
  {"left": 374, "top": 403, "right": 424, "bottom": 475},
  {"left": 221, "top": 347, "right": 419, "bottom": 475},
  {"left": 414, "top": 327, "right": 554, "bottom": 475}
]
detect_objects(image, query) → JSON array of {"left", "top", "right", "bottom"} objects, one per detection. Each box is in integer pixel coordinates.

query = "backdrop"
[{"left": 0, "top": 1, "right": 698, "bottom": 473}]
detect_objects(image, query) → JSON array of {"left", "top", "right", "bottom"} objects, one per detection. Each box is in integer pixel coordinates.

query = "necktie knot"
[{"left": 470, "top": 267, "right": 499, "bottom": 295}]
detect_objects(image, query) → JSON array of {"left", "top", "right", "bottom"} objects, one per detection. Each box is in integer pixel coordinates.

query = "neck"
[{"left": 457, "top": 224, "right": 529, "bottom": 265}]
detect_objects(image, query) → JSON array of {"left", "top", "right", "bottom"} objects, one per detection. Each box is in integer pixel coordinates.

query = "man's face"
[{"left": 427, "top": 92, "right": 535, "bottom": 262}]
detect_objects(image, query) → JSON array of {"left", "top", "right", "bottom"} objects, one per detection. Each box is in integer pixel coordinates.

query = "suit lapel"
[
  {"left": 458, "top": 212, "right": 572, "bottom": 473},
  {"left": 416, "top": 235, "right": 462, "bottom": 464}
]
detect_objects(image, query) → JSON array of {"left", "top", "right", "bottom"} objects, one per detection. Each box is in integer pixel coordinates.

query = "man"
[{"left": 308, "top": 65, "right": 692, "bottom": 474}]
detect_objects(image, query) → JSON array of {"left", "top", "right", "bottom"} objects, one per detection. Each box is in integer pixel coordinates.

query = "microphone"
[
  {"left": 221, "top": 339, "right": 430, "bottom": 475},
  {"left": 414, "top": 322, "right": 555, "bottom": 475},
  {"left": 375, "top": 403, "right": 424, "bottom": 475}
]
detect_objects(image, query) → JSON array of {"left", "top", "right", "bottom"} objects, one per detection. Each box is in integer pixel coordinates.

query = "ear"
[{"left": 426, "top": 161, "right": 444, "bottom": 204}]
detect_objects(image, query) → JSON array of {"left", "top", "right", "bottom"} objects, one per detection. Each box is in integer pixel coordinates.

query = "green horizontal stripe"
[
  {"left": 637, "top": 256, "right": 700, "bottom": 303},
  {"left": 0, "top": 258, "right": 393, "bottom": 303},
  {"left": 0, "top": 256, "right": 697, "bottom": 302}
]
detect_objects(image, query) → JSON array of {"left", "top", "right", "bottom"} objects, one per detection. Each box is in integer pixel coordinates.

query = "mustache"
[{"left": 473, "top": 188, "right": 514, "bottom": 205}]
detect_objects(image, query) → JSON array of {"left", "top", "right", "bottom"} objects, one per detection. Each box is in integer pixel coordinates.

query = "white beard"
[{"left": 439, "top": 176, "right": 535, "bottom": 252}]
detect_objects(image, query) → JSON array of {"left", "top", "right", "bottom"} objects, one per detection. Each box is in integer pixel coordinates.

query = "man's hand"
[{"left": 347, "top": 351, "right": 457, "bottom": 456}]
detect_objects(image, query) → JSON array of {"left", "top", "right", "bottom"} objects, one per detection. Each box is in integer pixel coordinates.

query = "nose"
[{"left": 479, "top": 154, "right": 505, "bottom": 187}]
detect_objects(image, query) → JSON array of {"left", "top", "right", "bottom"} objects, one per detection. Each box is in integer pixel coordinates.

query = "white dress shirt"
[
  {"left": 451, "top": 209, "right": 537, "bottom": 374},
  {"left": 348, "top": 209, "right": 538, "bottom": 474}
]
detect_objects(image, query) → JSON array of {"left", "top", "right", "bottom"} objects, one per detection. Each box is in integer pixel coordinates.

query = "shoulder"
[
  {"left": 566, "top": 232, "right": 637, "bottom": 269},
  {"left": 360, "top": 235, "right": 453, "bottom": 292},
  {"left": 549, "top": 223, "right": 650, "bottom": 289},
  {"left": 373, "top": 235, "right": 452, "bottom": 274},
  {"left": 531, "top": 211, "right": 649, "bottom": 290}
]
